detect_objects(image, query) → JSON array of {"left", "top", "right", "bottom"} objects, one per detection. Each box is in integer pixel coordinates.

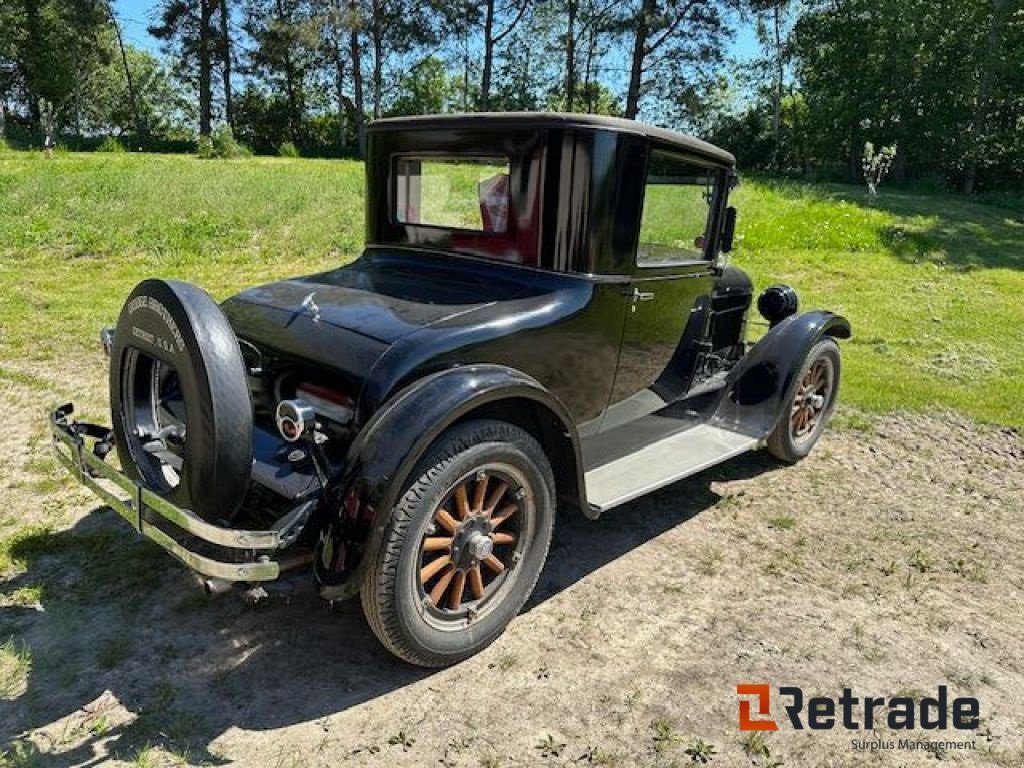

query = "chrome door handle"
[{"left": 633, "top": 289, "right": 655, "bottom": 302}]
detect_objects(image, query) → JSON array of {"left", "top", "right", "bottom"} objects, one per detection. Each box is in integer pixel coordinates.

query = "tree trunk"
[
  {"left": 332, "top": 0, "right": 348, "bottom": 146},
  {"left": 463, "top": 35, "right": 470, "bottom": 110},
  {"left": 848, "top": 127, "right": 859, "bottom": 184},
  {"left": 349, "top": 0, "right": 366, "bottom": 156},
  {"left": 480, "top": 0, "right": 495, "bottom": 110},
  {"left": 219, "top": 0, "right": 233, "bottom": 127},
  {"left": 199, "top": 0, "right": 213, "bottom": 136},
  {"left": 371, "top": 0, "right": 383, "bottom": 118},
  {"left": 771, "top": 5, "right": 782, "bottom": 170},
  {"left": 275, "top": 0, "right": 301, "bottom": 140},
  {"left": 565, "top": 0, "right": 577, "bottom": 112},
  {"left": 583, "top": 4, "right": 597, "bottom": 112},
  {"left": 788, "top": 82, "right": 806, "bottom": 175},
  {"left": 624, "top": 0, "right": 652, "bottom": 119},
  {"left": 0, "top": 102, "right": 6, "bottom": 139},
  {"left": 962, "top": 0, "right": 1008, "bottom": 194},
  {"left": 108, "top": 3, "right": 143, "bottom": 138}
]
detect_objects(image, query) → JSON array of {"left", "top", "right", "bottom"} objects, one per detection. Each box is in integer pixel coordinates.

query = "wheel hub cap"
[{"left": 467, "top": 532, "right": 494, "bottom": 561}]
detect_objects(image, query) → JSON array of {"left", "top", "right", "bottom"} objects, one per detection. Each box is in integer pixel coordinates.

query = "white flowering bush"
[{"left": 862, "top": 141, "right": 897, "bottom": 196}]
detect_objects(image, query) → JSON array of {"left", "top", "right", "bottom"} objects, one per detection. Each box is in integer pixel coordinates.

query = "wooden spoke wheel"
[
  {"left": 766, "top": 338, "right": 841, "bottom": 463},
  {"left": 360, "top": 420, "right": 555, "bottom": 668},
  {"left": 418, "top": 466, "right": 526, "bottom": 619},
  {"left": 790, "top": 355, "right": 833, "bottom": 442}
]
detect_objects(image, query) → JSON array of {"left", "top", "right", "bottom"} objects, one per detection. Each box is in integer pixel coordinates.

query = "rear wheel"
[
  {"left": 766, "top": 338, "right": 841, "bottom": 463},
  {"left": 361, "top": 420, "right": 555, "bottom": 667}
]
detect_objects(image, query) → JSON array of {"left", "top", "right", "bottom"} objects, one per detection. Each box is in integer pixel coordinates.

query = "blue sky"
[{"left": 113, "top": 0, "right": 761, "bottom": 74}]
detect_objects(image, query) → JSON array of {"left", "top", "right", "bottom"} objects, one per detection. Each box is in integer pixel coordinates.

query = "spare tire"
[{"left": 109, "top": 279, "right": 253, "bottom": 523}]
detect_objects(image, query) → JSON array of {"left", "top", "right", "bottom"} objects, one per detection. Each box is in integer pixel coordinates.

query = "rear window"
[{"left": 394, "top": 156, "right": 511, "bottom": 233}]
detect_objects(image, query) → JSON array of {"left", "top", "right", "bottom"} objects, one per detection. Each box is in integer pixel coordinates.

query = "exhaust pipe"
[{"left": 203, "top": 578, "right": 233, "bottom": 596}]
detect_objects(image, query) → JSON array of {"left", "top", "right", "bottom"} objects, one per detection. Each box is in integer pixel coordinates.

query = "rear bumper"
[{"left": 49, "top": 403, "right": 282, "bottom": 582}]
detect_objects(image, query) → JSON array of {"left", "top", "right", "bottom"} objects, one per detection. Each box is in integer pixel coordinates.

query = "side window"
[{"left": 637, "top": 150, "right": 716, "bottom": 266}]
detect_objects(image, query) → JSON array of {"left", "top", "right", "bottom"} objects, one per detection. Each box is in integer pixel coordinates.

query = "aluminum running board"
[{"left": 584, "top": 424, "right": 759, "bottom": 513}]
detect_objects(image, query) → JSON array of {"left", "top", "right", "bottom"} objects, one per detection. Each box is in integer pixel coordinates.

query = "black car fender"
[
  {"left": 314, "top": 363, "right": 585, "bottom": 600},
  {"left": 711, "top": 310, "right": 851, "bottom": 437}
]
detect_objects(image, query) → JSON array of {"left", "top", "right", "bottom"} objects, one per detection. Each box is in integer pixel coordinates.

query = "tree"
[
  {"left": 349, "top": 0, "right": 367, "bottom": 153},
  {"left": 476, "top": 0, "right": 531, "bottom": 109},
  {"left": 0, "top": 0, "right": 110, "bottom": 131},
  {"left": 963, "top": 0, "right": 1010, "bottom": 193},
  {"left": 793, "top": 0, "right": 1021, "bottom": 187},
  {"left": 80, "top": 43, "right": 192, "bottom": 138},
  {"left": 149, "top": 0, "right": 230, "bottom": 136},
  {"left": 387, "top": 56, "right": 457, "bottom": 115},
  {"left": 106, "top": 3, "right": 143, "bottom": 137},
  {"left": 620, "top": 0, "right": 730, "bottom": 121},
  {"left": 746, "top": 0, "right": 795, "bottom": 169},
  {"left": 219, "top": 0, "right": 235, "bottom": 127},
  {"left": 243, "top": 0, "right": 316, "bottom": 141},
  {"left": 577, "top": 0, "right": 618, "bottom": 113}
]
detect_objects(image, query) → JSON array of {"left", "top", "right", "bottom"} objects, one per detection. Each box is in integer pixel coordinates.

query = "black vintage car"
[{"left": 51, "top": 113, "right": 850, "bottom": 667}]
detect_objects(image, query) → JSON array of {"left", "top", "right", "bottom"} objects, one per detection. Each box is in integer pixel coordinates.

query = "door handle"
[{"left": 629, "top": 287, "right": 655, "bottom": 313}]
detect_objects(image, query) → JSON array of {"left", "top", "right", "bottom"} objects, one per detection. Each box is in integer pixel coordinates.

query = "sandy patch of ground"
[{"left": 1, "top": 388, "right": 1022, "bottom": 767}]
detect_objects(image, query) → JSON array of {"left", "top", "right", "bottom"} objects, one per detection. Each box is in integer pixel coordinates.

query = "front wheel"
[
  {"left": 766, "top": 338, "right": 841, "bottom": 463},
  {"left": 361, "top": 420, "right": 555, "bottom": 667}
]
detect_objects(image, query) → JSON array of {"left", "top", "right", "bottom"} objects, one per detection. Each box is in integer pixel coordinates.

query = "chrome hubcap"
[{"left": 467, "top": 532, "right": 494, "bottom": 562}]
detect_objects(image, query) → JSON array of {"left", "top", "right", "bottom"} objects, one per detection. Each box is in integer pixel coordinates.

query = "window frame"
[
  {"left": 635, "top": 148, "right": 723, "bottom": 270},
  {"left": 390, "top": 152, "right": 514, "bottom": 236}
]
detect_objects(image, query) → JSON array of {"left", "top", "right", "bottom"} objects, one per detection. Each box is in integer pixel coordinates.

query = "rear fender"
[
  {"left": 315, "top": 364, "right": 584, "bottom": 599},
  {"left": 711, "top": 311, "right": 851, "bottom": 437}
]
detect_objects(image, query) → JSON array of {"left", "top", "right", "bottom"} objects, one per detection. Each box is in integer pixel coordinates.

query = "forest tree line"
[{"left": 0, "top": 0, "right": 1021, "bottom": 191}]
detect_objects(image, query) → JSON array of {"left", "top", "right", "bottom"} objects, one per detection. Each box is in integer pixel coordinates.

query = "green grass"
[
  {"left": 0, "top": 151, "right": 1021, "bottom": 426},
  {"left": 0, "top": 152, "right": 363, "bottom": 364},
  {"left": 0, "top": 636, "right": 32, "bottom": 700},
  {"left": 732, "top": 178, "right": 1023, "bottom": 426}
]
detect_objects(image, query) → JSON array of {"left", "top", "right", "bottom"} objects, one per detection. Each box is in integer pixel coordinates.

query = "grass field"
[{"left": 0, "top": 150, "right": 1021, "bottom": 430}]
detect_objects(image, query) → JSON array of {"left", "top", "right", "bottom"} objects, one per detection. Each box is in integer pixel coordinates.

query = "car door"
[{"left": 601, "top": 149, "right": 719, "bottom": 431}]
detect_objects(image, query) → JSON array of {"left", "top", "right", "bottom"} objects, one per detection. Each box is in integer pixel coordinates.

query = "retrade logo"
[{"left": 736, "top": 685, "right": 979, "bottom": 732}]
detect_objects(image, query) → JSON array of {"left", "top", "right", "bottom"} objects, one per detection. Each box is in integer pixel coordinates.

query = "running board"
[{"left": 584, "top": 424, "right": 760, "bottom": 514}]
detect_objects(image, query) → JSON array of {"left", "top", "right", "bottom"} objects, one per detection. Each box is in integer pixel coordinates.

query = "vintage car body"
[{"left": 51, "top": 112, "right": 849, "bottom": 666}]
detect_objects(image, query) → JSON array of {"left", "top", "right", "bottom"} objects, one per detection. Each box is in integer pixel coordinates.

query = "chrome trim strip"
[{"left": 50, "top": 408, "right": 281, "bottom": 582}]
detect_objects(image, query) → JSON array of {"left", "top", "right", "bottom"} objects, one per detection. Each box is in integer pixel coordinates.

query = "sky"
[{"left": 112, "top": 0, "right": 762, "bottom": 79}]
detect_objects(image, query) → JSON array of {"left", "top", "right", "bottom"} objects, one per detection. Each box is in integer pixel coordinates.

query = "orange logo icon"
[{"left": 737, "top": 684, "right": 779, "bottom": 731}]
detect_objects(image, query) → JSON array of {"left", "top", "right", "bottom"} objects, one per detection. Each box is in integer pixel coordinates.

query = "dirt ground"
[{"left": 1, "top": 363, "right": 1022, "bottom": 767}]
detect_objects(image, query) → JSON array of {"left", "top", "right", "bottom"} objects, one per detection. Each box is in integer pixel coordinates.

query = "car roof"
[{"left": 368, "top": 111, "right": 736, "bottom": 166}]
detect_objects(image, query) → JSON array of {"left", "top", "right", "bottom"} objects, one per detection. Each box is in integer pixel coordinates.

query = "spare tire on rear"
[{"left": 109, "top": 279, "right": 253, "bottom": 523}]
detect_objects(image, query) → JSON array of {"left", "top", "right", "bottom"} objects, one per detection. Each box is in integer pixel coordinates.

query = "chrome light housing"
[{"left": 276, "top": 399, "right": 316, "bottom": 442}]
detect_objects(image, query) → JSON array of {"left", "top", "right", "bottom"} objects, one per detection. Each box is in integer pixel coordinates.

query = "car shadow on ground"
[{"left": 0, "top": 450, "right": 782, "bottom": 765}]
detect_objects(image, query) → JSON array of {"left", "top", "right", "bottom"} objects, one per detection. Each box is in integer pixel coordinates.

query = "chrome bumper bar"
[{"left": 49, "top": 404, "right": 280, "bottom": 582}]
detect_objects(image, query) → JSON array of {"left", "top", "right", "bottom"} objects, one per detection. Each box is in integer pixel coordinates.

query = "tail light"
[{"left": 295, "top": 382, "right": 355, "bottom": 425}]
